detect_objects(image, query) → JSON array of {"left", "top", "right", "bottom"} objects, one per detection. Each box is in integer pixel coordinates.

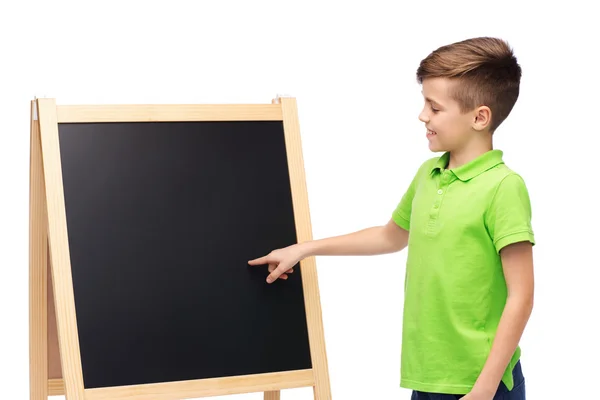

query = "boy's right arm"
[{"left": 248, "top": 218, "right": 408, "bottom": 283}]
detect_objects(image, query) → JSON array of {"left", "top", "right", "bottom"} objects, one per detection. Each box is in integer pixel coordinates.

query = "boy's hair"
[{"left": 416, "top": 37, "right": 521, "bottom": 133}]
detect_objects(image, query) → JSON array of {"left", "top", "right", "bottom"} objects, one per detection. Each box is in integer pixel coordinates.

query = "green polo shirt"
[{"left": 392, "top": 149, "right": 535, "bottom": 395}]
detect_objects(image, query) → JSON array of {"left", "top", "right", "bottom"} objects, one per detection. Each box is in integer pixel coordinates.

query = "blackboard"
[{"left": 57, "top": 121, "right": 312, "bottom": 389}]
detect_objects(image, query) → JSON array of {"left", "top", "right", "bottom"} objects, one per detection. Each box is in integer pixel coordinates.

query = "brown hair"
[{"left": 416, "top": 37, "right": 521, "bottom": 133}]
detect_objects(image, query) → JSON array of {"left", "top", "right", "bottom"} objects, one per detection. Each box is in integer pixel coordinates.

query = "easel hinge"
[{"left": 274, "top": 93, "right": 293, "bottom": 104}]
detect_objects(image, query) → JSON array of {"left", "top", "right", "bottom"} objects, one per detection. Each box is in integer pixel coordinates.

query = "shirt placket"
[{"left": 427, "top": 170, "right": 453, "bottom": 236}]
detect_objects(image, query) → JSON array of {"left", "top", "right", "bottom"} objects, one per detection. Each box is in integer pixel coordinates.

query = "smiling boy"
[{"left": 249, "top": 37, "right": 534, "bottom": 400}]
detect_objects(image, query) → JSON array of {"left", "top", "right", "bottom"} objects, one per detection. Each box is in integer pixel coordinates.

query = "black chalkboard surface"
[{"left": 57, "top": 121, "right": 312, "bottom": 389}]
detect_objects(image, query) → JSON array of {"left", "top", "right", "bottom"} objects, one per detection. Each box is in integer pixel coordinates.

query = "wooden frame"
[{"left": 29, "top": 97, "right": 331, "bottom": 400}]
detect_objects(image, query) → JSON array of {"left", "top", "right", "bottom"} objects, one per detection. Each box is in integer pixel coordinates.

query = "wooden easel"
[
  {"left": 29, "top": 98, "right": 65, "bottom": 398},
  {"left": 29, "top": 97, "right": 332, "bottom": 400}
]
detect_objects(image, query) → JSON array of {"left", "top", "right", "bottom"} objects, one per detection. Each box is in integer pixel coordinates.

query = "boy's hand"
[
  {"left": 248, "top": 244, "right": 304, "bottom": 283},
  {"left": 459, "top": 388, "right": 494, "bottom": 400}
]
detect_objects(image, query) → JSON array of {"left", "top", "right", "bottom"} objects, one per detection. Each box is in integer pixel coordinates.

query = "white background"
[{"left": 2, "top": 1, "right": 598, "bottom": 399}]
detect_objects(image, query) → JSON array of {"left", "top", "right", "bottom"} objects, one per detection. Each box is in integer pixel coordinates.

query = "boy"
[{"left": 248, "top": 37, "right": 534, "bottom": 400}]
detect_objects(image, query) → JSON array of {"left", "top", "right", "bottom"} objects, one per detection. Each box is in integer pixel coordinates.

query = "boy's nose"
[{"left": 418, "top": 110, "right": 428, "bottom": 124}]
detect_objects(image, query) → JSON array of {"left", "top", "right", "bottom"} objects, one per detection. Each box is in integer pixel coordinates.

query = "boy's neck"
[{"left": 447, "top": 138, "right": 493, "bottom": 170}]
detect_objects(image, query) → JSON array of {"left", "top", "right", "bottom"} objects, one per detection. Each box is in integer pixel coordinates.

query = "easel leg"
[
  {"left": 48, "top": 265, "right": 64, "bottom": 395},
  {"left": 279, "top": 97, "right": 333, "bottom": 400},
  {"left": 264, "top": 390, "right": 281, "bottom": 400},
  {"left": 29, "top": 99, "right": 48, "bottom": 399}
]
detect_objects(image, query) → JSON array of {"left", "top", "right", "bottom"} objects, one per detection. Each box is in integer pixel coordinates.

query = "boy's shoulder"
[{"left": 485, "top": 161, "right": 529, "bottom": 188}]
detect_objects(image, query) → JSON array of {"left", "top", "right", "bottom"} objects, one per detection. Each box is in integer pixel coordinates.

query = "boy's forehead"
[
  {"left": 421, "top": 77, "right": 454, "bottom": 103},
  {"left": 422, "top": 77, "right": 452, "bottom": 95}
]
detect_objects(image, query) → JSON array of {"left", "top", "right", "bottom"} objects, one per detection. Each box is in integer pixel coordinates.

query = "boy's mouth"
[{"left": 427, "top": 129, "right": 437, "bottom": 136}]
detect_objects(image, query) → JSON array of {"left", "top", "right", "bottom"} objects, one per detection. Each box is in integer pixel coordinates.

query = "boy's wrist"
[
  {"left": 296, "top": 241, "right": 314, "bottom": 259},
  {"left": 470, "top": 383, "right": 495, "bottom": 397}
]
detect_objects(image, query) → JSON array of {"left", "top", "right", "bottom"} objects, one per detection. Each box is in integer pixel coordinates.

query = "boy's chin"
[{"left": 428, "top": 143, "right": 447, "bottom": 153}]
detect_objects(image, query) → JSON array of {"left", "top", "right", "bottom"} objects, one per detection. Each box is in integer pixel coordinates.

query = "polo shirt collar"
[{"left": 430, "top": 149, "right": 505, "bottom": 181}]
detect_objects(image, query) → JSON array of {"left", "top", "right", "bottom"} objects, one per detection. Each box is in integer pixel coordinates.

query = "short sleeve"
[
  {"left": 485, "top": 173, "right": 535, "bottom": 253},
  {"left": 392, "top": 177, "right": 417, "bottom": 230},
  {"left": 392, "top": 161, "right": 429, "bottom": 231}
]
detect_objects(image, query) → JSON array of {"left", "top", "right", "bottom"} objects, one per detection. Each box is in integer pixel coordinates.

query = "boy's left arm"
[{"left": 461, "top": 240, "right": 534, "bottom": 400}]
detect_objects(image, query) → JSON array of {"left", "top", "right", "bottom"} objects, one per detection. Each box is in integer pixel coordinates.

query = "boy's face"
[{"left": 418, "top": 77, "right": 482, "bottom": 153}]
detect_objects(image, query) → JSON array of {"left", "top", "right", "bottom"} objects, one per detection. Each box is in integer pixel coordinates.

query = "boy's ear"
[{"left": 472, "top": 106, "right": 492, "bottom": 131}]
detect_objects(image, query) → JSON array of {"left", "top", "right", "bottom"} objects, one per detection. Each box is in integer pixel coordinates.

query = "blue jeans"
[{"left": 411, "top": 360, "right": 525, "bottom": 400}]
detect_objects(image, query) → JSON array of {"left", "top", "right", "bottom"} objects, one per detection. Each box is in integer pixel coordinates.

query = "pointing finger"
[{"left": 248, "top": 255, "right": 268, "bottom": 265}]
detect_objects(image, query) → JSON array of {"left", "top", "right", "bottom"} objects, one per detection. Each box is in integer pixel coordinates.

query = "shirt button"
[{"left": 437, "top": 189, "right": 443, "bottom": 194}]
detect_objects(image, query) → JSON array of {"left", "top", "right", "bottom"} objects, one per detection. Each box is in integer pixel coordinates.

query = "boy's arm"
[
  {"left": 467, "top": 241, "right": 534, "bottom": 398},
  {"left": 466, "top": 173, "right": 535, "bottom": 399},
  {"left": 300, "top": 218, "right": 409, "bottom": 258},
  {"left": 249, "top": 219, "right": 409, "bottom": 283}
]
